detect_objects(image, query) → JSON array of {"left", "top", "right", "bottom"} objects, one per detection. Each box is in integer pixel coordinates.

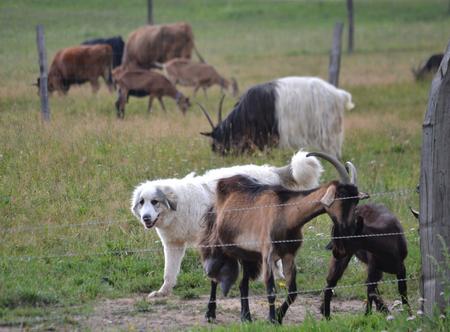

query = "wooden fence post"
[
  {"left": 147, "top": 0, "right": 154, "bottom": 24},
  {"left": 419, "top": 40, "right": 450, "bottom": 315},
  {"left": 346, "top": 0, "right": 354, "bottom": 54},
  {"left": 328, "top": 22, "right": 344, "bottom": 87},
  {"left": 36, "top": 25, "right": 50, "bottom": 122}
]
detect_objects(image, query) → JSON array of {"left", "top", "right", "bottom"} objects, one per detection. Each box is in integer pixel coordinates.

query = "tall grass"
[{"left": 0, "top": 0, "right": 449, "bottom": 329}]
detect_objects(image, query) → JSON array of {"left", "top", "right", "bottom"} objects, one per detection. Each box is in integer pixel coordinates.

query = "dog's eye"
[
  {"left": 151, "top": 200, "right": 158, "bottom": 205},
  {"left": 139, "top": 199, "right": 144, "bottom": 206}
]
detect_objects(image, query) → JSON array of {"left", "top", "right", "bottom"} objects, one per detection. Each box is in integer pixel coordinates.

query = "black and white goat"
[
  {"left": 200, "top": 152, "right": 367, "bottom": 324},
  {"left": 321, "top": 203, "right": 409, "bottom": 318},
  {"left": 200, "top": 77, "right": 354, "bottom": 158}
]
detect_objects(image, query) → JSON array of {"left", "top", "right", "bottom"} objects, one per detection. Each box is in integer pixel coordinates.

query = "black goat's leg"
[
  {"left": 321, "top": 254, "right": 352, "bottom": 319},
  {"left": 264, "top": 264, "right": 277, "bottom": 324},
  {"left": 276, "top": 254, "right": 297, "bottom": 324},
  {"left": 205, "top": 280, "right": 217, "bottom": 323},
  {"left": 239, "top": 262, "right": 252, "bottom": 322},
  {"left": 397, "top": 263, "right": 410, "bottom": 314},
  {"left": 366, "top": 266, "right": 385, "bottom": 315}
]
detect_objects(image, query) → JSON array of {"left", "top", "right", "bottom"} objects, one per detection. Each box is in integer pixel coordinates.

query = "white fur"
[
  {"left": 275, "top": 77, "right": 354, "bottom": 159},
  {"left": 131, "top": 150, "right": 322, "bottom": 298}
]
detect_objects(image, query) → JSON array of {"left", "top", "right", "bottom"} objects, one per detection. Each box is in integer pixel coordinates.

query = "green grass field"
[{"left": 0, "top": 0, "right": 449, "bottom": 330}]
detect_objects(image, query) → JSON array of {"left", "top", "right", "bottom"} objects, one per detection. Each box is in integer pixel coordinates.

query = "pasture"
[{"left": 0, "top": 0, "right": 449, "bottom": 330}]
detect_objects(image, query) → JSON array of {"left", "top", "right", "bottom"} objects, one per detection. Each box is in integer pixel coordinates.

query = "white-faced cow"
[{"left": 200, "top": 77, "right": 354, "bottom": 159}]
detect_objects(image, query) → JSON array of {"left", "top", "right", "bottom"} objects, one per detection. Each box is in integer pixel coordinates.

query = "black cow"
[{"left": 82, "top": 36, "right": 124, "bottom": 68}]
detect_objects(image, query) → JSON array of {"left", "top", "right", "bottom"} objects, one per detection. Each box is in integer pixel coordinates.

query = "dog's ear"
[
  {"left": 157, "top": 187, "right": 178, "bottom": 211},
  {"left": 131, "top": 186, "right": 143, "bottom": 218}
]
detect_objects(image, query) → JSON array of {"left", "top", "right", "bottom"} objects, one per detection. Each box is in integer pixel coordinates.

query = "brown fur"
[
  {"left": 41, "top": 44, "right": 113, "bottom": 94},
  {"left": 162, "top": 58, "right": 238, "bottom": 97},
  {"left": 122, "top": 22, "right": 195, "bottom": 70},
  {"left": 112, "top": 66, "right": 190, "bottom": 118},
  {"left": 201, "top": 175, "right": 361, "bottom": 324}
]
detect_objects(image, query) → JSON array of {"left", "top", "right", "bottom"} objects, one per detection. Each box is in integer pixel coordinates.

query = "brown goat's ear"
[
  {"left": 320, "top": 186, "right": 336, "bottom": 207},
  {"left": 200, "top": 132, "right": 212, "bottom": 137}
]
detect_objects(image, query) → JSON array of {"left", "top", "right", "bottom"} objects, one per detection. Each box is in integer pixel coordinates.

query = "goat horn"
[
  {"left": 409, "top": 206, "right": 419, "bottom": 220},
  {"left": 345, "top": 161, "right": 357, "bottom": 185},
  {"left": 306, "top": 152, "right": 351, "bottom": 184},
  {"left": 197, "top": 102, "right": 215, "bottom": 129},
  {"left": 217, "top": 94, "right": 225, "bottom": 124}
]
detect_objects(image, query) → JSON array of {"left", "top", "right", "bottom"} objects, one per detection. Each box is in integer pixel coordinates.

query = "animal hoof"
[{"left": 205, "top": 314, "right": 216, "bottom": 323}]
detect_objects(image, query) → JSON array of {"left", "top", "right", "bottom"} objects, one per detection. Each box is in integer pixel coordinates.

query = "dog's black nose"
[{"left": 143, "top": 215, "right": 151, "bottom": 222}]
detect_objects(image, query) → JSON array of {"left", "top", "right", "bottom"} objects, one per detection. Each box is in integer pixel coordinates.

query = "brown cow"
[
  {"left": 122, "top": 22, "right": 204, "bottom": 70},
  {"left": 36, "top": 44, "right": 113, "bottom": 95},
  {"left": 156, "top": 58, "right": 239, "bottom": 98},
  {"left": 112, "top": 66, "right": 190, "bottom": 119}
]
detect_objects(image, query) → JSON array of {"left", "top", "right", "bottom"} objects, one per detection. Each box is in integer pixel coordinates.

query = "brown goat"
[
  {"left": 321, "top": 203, "right": 409, "bottom": 318},
  {"left": 156, "top": 58, "right": 239, "bottom": 98},
  {"left": 200, "top": 152, "right": 367, "bottom": 324},
  {"left": 112, "top": 66, "right": 190, "bottom": 119}
]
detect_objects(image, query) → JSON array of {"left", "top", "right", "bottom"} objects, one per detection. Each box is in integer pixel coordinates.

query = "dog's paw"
[{"left": 147, "top": 290, "right": 169, "bottom": 299}]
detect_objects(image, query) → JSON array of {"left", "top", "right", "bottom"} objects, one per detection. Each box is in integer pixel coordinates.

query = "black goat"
[{"left": 321, "top": 203, "right": 409, "bottom": 318}]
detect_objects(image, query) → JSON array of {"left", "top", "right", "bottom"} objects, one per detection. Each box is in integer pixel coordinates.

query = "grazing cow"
[
  {"left": 35, "top": 44, "right": 113, "bottom": 95},
  {"left": 122, "top": 22, "right": 204, "bottom": 70},
  {"left": 412, "top": 53, "right": 444, "bottom": 80},
  {"left": 155, "top": 58, "right": 239, "bottom": 98},
  {"left": 200, "top": 77, "right": 354, "bottom": 158},
  {"left": 112, "top": 66, "right": 190, "bottom": 119},
  {"left": 82, "top": 36, "right": 125, "bottom": 68}
]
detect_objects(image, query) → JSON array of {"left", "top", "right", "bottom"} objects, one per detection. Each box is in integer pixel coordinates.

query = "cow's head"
[{"left": 199, "top": 95, "right": 232, "bottom": 155}]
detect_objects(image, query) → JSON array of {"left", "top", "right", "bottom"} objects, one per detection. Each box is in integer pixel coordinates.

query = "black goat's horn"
[
  {"left": 197, "top": 103, "right": 215, "bottom": 129},
  {"left": 306, "top": 152, "right": 351, "bottom": 184},
  {"left": 217, "top": 94, "right": 225, "bottom": 124}
]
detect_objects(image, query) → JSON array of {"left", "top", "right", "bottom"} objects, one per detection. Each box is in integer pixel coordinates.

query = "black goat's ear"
[{"left": 200, "top": 132, "right": 212, "bottom": 137}]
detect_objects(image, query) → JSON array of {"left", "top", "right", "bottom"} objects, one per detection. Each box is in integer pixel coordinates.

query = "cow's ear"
[{"left": 200, "top": 132, "right": 212, "bottom": 137}]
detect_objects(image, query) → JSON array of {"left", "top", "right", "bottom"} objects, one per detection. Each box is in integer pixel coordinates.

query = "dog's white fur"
[{"left": 131, "top": 151, "right": 323, "bottom": 298}]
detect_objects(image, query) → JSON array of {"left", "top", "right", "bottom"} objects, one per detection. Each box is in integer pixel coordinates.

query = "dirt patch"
[{"left": 76, "top": 294, "right": 365, "bottom": 331}]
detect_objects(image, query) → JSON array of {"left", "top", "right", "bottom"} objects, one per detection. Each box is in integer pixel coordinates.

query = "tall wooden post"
[
  {"left": 346, "top": 0, "right": 354, "bottom": 53},
  {"left": 147, "top": 0, "right": 154, "bottom": 24},
  {"left": 328, "top": 22, "right": 344, "bottom": 87},
  {"left": 419, "top": 40, "right": 450, "bottom": 315},
  {"left": 36, "top": 25, "right": 50, "bottom": 122}
]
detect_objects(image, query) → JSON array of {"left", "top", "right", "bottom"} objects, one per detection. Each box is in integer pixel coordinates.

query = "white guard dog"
[{"left": 131, "top": 151, "right": 323, "bottom": 298}]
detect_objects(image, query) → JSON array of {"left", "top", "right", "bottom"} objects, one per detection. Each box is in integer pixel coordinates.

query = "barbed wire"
[
  {"left": 0, "top": 276, "right": 419, "bottom": 327},
  {"left": 1, "top": 188, "right": 416, "bottom": 235},
  {"left": 1, "top": 229, "right": 418, "bottom": 262}
]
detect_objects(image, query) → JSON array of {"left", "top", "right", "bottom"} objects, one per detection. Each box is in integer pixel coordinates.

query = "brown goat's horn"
[
  {"left": 217, "top": 94, "right": 225, "bottom": 124},
  {"left": 345, "top": 161, "right": 357, "bottom": 185},
  {"left": 197, "top": 103, "right": 215, "bottom": 129},
  {"left": 306, "top": 152, "right": 351, "bottom": 184}
]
